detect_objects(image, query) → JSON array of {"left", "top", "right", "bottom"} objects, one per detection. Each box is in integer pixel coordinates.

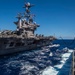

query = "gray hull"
[{"left": 0, "top": 44, "right": 38, "bottom": 56}]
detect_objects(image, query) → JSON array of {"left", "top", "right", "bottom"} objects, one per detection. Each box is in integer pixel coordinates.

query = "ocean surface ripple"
[{"left": 0, "top": 39, "right": 74, "bottom": 75}]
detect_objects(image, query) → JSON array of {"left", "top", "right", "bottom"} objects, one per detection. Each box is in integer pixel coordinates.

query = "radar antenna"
[{"left": 16, "top": 13, "right": 22, "bottom": 20}]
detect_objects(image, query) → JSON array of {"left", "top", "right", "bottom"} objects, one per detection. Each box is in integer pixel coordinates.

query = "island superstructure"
[{"left": 0, "top": 2, "right": 56, "bottom": 55}]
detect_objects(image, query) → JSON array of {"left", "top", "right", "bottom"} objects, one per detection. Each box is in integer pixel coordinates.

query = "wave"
[
  {"left": 41, "top": 48, "right": 73, "bottom": 75},
  {"left": 0, "top": 44, "right": 73, "bottom": 75}
]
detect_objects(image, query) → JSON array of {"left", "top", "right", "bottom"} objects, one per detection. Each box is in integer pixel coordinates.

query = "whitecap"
[{"left": 41, "top": 49, "right": 73, "bottom": 75}]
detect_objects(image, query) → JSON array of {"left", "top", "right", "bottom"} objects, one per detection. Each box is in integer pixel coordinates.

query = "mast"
[
  {"left": 23, "top": 2, "right": 34, "bottom": 23},
  {"left": 14, "top": 2, "right": 39, "bottom": 37},
  {"left": 14, "top": 13, "right": 23, "bottom": 30}
]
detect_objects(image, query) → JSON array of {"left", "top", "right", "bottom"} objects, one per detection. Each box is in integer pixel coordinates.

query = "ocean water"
[{"left": 0, "top": 39, "right": 74, "bottom": 75}]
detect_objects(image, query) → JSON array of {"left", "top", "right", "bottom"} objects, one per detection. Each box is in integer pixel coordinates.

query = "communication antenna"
[
  {"left": 54, "top": 33, "right": 55, "bottom": 37},
  {"left": 0, "top": 28, "right": 1, "bottom": 33},
  {"left": 16, "top": 13, "right": 22, "bottom": 20}
]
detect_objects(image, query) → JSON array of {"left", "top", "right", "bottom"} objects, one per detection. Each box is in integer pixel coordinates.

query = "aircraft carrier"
[{"left": 0, "top": 2, "right": 56, "bottom": 55}]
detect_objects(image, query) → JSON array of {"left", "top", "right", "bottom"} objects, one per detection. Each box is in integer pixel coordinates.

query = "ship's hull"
[
  {"left": 0, "top": 37, "right": 53, "bottom": 55},
  {"left": 0, "top": 43, "right": 50, "bottom": 56},
  {"left": 0, "top": 44, "right": 37, "bottom": 55}
]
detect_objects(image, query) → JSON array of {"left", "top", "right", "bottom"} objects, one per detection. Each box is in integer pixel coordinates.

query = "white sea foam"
[
  {"left": 49, "top": 52, "right": 53, "bottom": 56},
  {"left": 19, "top": 61, "right": 39, "bottom": 75},
  {"left": 41, "top": 66, "right": 58, "bottom": 75},
  {"left": 41, "top": 49, "right": 73, "bottom": 75},
  {"left": 48, "top": 44, "right": 60, "bottom": 48}
]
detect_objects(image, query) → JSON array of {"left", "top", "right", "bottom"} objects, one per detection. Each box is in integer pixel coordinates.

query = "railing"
[
  {"left": 69, "top": 50, "right": 75, "bottom": 75},
  {"left": 69, "top": 52, "right": 73, "bottom": 75}
]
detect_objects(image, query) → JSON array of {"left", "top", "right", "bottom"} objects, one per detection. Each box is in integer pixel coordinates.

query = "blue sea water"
[{"left": 0, "top": 39, "right": 75, "bottom": 75}]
